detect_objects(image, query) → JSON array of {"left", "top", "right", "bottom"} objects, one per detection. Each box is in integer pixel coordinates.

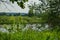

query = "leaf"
[
  {"left": 18, "top": 2, "right": 25, "bottom": 9},
  {"left": 14, "top": 0, "right": 18, "bottom": 2},
  {"left": 10, "top": 0, "right": 14, "bottom": 3},
  {"left": 23, "top": 0, "right": 28, "bottom": 2}
]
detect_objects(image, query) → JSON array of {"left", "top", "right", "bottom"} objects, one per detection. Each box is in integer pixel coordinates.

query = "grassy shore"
[{"left": 0, "top": 16, "right": 46, "bottom": 24}]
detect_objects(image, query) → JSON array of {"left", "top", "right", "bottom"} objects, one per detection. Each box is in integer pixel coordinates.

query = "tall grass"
[
  {"left": 0, "top": 16, "right": 46, "bottom": 24},
  {"left": 0, "top": 29, "right": 60, "bottom": 40}
]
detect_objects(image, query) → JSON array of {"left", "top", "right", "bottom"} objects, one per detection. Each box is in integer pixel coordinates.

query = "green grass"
[
  {"left": 0, "top": 29, "right": 60, "bottom": 40},
  {"left": 0, "top": 16, "right": 46, "bottom": 24}
]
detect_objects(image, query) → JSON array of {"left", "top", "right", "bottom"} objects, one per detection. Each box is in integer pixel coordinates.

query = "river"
[{"left": 0, "top": 24, "right": 49, "bottom": 33}]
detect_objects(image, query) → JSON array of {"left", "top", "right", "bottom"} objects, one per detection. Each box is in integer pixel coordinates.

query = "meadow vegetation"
[
  {"left": 0, "top": 29, "right": 60, "bottom": 40},
  {"left": 0, "top": 16, "right": 60, "bottom": 40},
  {"left": 0, "top": 16, "right": 46, "bottom": 24}
]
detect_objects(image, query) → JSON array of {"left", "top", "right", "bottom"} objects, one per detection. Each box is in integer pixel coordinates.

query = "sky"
[{"left": 0, "top": 0, "right": 40, "bottom": 13}]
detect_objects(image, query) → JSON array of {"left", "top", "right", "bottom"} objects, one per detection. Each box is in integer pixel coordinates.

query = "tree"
[
  {"left": 10, "top": 0, "right": 28, "bottom": 8},
  {"left": 28, "top": 1, "right": 49, "bottom": 17},
  {"left": 47, "top": 0, "right": 60, "bottom": 28},
  {"left": 28, "top": 8, "right": 34, "bottom": 17},
  {"left": 39, "top": 0, "right": 60, "bottom": 29},
  {"left": 28, "top": 2, "right": 36, "bottom": 17}
]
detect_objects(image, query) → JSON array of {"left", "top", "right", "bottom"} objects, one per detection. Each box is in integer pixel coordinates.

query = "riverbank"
[{"left": 0, "top": 16, "right": 46, "bottom": 24}]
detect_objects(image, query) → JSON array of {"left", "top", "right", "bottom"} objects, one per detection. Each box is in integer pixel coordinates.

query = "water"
[{"left": 0, "top": 24, "right": 49, "bottom": 33}]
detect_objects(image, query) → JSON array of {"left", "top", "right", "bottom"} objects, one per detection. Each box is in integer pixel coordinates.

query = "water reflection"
[{"left": 0, "top": 24, "right": 49, "bottom": 33}]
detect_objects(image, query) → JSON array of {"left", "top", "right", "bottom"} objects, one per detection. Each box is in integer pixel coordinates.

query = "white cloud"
[{"left": 0, "top": 0, "right": 40, "bottom": 13}]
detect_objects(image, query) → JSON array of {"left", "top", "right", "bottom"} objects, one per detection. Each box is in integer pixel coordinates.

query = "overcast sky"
[{"left": 0, "top": 0, "right": 40, "bottom": 13}]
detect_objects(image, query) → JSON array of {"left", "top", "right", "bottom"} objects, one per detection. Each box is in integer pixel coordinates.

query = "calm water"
[{"left": 0, "top": 24, "right": 49, "bottom": 33}]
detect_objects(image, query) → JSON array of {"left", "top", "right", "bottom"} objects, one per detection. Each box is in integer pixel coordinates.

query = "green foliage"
[
  {"left": 10, "top": 0, "right": 28, "bottom": 8},
  {"left": 47, "top": 0, "right": 60, "bottom": 27},
  {"left": 0, "top": 16, "right": 45, "bottom": 24},
  {"left": 0, "top": 29, "right": 60, "bottom": 40},
  {"left": 17, "top": 2, "right": 25, "bottom": 9},
  {"left": 0, "top": 0, "right": 60, "bottom": 39},
  {"left": 22, "top": 0, "right": 28, "bottom": 2},
  {"left": 39, "top": 0, "right": 60, "bottom": 28},
  {"left": 28, "top": 9, "right": 34, "bottom": 17}
]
